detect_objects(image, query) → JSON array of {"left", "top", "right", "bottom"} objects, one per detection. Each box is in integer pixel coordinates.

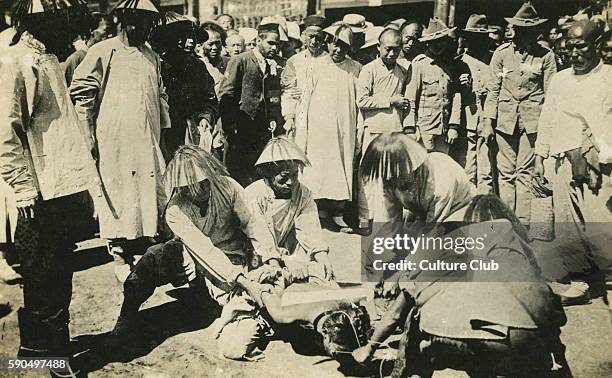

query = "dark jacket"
[{"left": 218, "top": 50, "right": 284, "bottom": 135}]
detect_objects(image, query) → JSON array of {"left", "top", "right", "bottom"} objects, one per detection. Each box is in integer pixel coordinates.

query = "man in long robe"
[
  {"left": 70, "top": 0, "right": 170, "bottom": 281},
  {"left": 298, "top": 25, "right": 362, "bottom": 231}
]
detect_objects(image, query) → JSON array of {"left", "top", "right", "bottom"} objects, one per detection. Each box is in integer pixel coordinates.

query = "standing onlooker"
[
  {"left": 70, "top": 0, "right": 170, "bottom": 282},
  {"left": 488, "top": 25, "right": 505, "bottom": 54},
  {"left": 198, "top": 21, "right": 229, "bottom": 84},
  {"left": 239, "top": 27, "right": 258, "bottom": 50},
  {"left": 151, "top": 12, "right": 218, "bottom": 160},
  {"left": 455, "top": 14, "right": 496, "bottom": 194},
  {"left": 397, "top": 19, "right": 424, "bottom": 71},
  {"left": 216, "top": 13, "right": 235, "bottom": 33},
  {"left": 534, "top": 20, "right": 612, "bottom": 304},
  {"left": 356, "top": 28, "right": 407, "bottom": 230},
  {"left": 281, "top": 15, "right": 329, "bottom": 139},
  {"left": 219, "top": 21, "right": 285, "bottom": 186},
  {"left": 225, "top": 33, "right": 245, "bottom": 57},
  {"left": 601, "top": 30, "right": 612, "bottom": 65},
  {"left": 404, "top": 18, "right": 462, "bottom": 155},
  {"left": 482, "top": 1, "right": 556, "bottom": 226},
  {"left": 62, "top": 12, "right": 115, "bottom": 86},
  {"left": 0, "top": 0, "right": 98, "bottom": 361},
  {"left": 300, "top": 24, "right": 362, "bottom": 232}
]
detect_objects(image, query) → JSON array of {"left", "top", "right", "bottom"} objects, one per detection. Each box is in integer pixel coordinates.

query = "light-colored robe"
[
  {"left": 299, "top": 56, "right": 362, "bottom": 201},
  {"left": 70, "top": 37, "right": 170, "bottom": 240}
]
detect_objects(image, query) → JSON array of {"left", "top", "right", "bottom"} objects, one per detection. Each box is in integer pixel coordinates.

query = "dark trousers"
[
  {"left": 120, "top": 241, "right": 203, "bottom": 317},
  {"left": 14, "top": 193, "right": 84, "bottom": 356},
  {"left": 225, "top": 110, "right": 274, "bottom": 187}
]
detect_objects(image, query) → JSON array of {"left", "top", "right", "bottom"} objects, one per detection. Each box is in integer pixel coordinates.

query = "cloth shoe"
[
  {"left": 0, "top": 258, "right": 22, "bottom": 284},
  {"left": 560, "top": 281, "right": 591, "bottom": 306}
]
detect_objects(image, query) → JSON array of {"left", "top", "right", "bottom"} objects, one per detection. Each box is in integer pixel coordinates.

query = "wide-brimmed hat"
[
  {"left": 463, "top": 14, "right": 496, "bottom": 34},
  {"left": 420, "top": 18, "right": 457, "bottom": 42},
  {"left": 324, "top": 23, "right": 354, "bottom": 47},
  {"left": 12, "top": 0, "right": 86, "bottom": 17},
  {"left": 287, "top": 21, "right": 300, "bottom": 40},
  {"left": 340, "top": 14, "right": 373, "bottom": 32},
  {"left": 113, "top": 0, "right": 159, "bottom": 14},
  {"left": 151, "top": 11, "right": 207, "bottom": 44},
  {"left": 504, "top": 1, "right": 547, "bottom": 27},
  {"left": 255, "top": 137, "right": 310, "bottom": 166},
  {"left": 361, "top": 26, "right": 384, "bottom": 49}
]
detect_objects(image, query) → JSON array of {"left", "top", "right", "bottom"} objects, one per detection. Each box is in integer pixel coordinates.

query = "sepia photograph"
[{"left": 0, "top": 0, "right": 610, "bottom": 376}]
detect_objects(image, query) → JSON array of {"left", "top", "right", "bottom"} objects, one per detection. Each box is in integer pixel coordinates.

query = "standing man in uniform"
[
  {"left": 219, "top": 21, "right": 285, "bottom": 186},
  {"left": 281, "top": 15, "right": 329, "bottom": 141},
  {"left": 403, "top": 18, "right": 462, "bottom": 155},
  {"left": 482, "top": 2, "right": 556, "bottom": 226},
  {"left": 0, "top": 0, "right": 98, "bottom": 361},
  {"left": 70, "top": 0, "right": 170, "bottom": 282},
  {"left": 457, "top": 14, "right": 496, "bottom": 194}
]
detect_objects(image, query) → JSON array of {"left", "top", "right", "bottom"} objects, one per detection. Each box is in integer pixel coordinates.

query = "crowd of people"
[{"left": 0, "top": 0, "right": 610, "bottom": 376}]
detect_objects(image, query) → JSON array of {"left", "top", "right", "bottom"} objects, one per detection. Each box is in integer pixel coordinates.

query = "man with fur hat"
[
  {"left": 0, "top": 0, "right": 98, "bottom": 361},
  {"left": 219, "top": 20, "right": 286, "bottom": 186},
  {"left": 482, "top": 1, "right": 556, "bottom": 226},
  {"left": 70, "top": 0, "right": 171, "bottom": 282},
  {"left": 404, "top": 18, "right": 463, "bottom": 155},
  {"left": 454, "top": 14, "right": 497, "bottom": 194},
  {"left": 281, "top": 15, "right": 329, "bottom": 138},
  {"left": 150, "top": 12, "right": 218, "bottom": 160}
]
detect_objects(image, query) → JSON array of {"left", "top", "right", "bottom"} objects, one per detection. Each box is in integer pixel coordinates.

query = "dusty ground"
[{"left": 1, "top": 229, "right": 611, "bottom": 377}]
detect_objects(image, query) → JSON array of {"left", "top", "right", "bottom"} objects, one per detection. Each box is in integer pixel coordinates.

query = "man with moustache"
[
  {"left": 534, "top": 20, "right": 612, "bottom": 304},
  {"left": 70, "top": 0, "right": 170, "bottom": 282}
]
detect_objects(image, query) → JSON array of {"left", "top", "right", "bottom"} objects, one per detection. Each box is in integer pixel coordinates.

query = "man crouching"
[{"left": 109, "top": 145, "right": 279, "bottom": 357}]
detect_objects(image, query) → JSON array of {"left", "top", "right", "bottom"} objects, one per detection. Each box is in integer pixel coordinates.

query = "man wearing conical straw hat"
[
  {"left": 245, "top": 137, "right": 336, "bottom": 283},
  {"left": 70, "top": 0, "right": 171, "bottom": 282},
  {"left": 482, "top": 1, "right": 556, "bottom": 226},
  {"left": 0, "top": 0, "right": 98, "bottom": 365},
  {"left": 110, "top": 145, "right": 280, "bottom": 359}
]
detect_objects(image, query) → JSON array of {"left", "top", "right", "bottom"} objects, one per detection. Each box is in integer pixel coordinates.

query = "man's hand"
[
  {"left": 352, "top": 344, "right": 374, "bottom": 364},
  {"left": 446, "top": 128, "right": 459, "bottom": 144},
  {"left": 285, "top": 259, "right": 308, "bottom": 281},
  {"left": 17, "top": 198, "right": 37, "bottom": 220},
  {"left": 284, "top": 117, "right": 295, "bottom": 138},
  {"left": 459, "top": 73, "right": 472, "bottom": 87},
  {"left": 533, "top": 155, "right": 545, "bottom": 179},
  {"left": 313, "top": 251, "right": 334, "bottom": 281},
  {"left": 390, "top": 95, "right": 409, "bottom": 110},
  {"left": 478, "top": 118, "right": 495, "bottom": 143}
]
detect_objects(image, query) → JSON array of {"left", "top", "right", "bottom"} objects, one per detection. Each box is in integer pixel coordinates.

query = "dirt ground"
[{"left": 1, "top": 229, "right": 611, "bottom": 378}]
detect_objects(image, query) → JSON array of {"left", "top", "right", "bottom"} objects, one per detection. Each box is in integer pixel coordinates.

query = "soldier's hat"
[
  {"left": 300, "top": 14, "right": 329, "bottom": 31},
  {"left": 463, "top": 14, "right": 496, "bottom": 34},
  {"left": 12, "top": 0, "right": 87, "bottom": 21},
  {"left": 504, "top": 1, "right": 547, "bottom": 27},
  {"left": 420, "top": 18, "right": 457, "bottom": 42}
]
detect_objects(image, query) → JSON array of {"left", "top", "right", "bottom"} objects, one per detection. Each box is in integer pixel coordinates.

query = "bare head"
[
  {"left": 378, "top": 28, "right": 402, "bottom": 66},
  {"left": 567, "top": 20, "right": 602, "bottom": 74}
]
